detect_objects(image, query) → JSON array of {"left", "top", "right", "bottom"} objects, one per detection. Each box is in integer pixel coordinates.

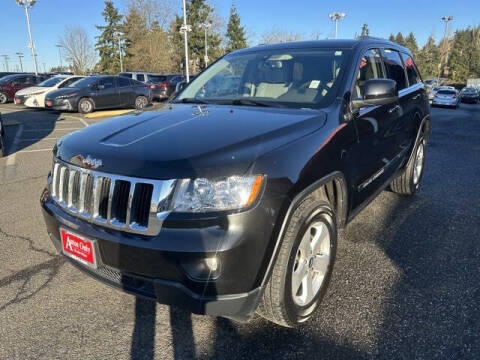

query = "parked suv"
[
  {"left": 41, "top": 39, "right": 430, "bottom": 327},
  {"left": 119, "top": 72, "right": 184, "bottom": 100},
  {"left": 44, "top": 75, "right": 151, "bottom": 113},
  {"left": 0, "top": 73, "right": 49, "bottom": 104}
]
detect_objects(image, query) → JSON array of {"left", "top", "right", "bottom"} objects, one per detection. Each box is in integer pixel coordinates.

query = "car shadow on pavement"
[{"left": 0, "top": 108, "right": 64, "bottom": 156}]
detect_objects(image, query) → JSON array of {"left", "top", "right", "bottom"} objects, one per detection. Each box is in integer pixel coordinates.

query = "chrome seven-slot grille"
[{"left": 50, "top": 159, "right": 176, "bottom": 235}]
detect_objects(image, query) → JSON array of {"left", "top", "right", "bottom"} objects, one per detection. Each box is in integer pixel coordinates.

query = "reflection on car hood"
[
  {"left": 16, "top": 86, "right": 48, "bottom": 96},
  {"left": 45, "top": 88, "right": 79, "bottom": 99},
  {"left": 55, "top": 104, "right": 328, "bottom": 179}
]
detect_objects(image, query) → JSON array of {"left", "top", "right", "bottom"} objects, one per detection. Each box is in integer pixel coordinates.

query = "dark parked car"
[
  {"left": 41, "top": 39, "right": 430, "bottom": 327},
  {"left": 0, "top": 73, "right": 49, "bottom": 104},
  {"left": 146, "top": 74, "right": 186, "bottom": 100},
  {"left": 460, "top": 87, "right": 479, "bottom": 103},
  {"left": 44, "top": 75, "right": 151, "bottom": 113}
]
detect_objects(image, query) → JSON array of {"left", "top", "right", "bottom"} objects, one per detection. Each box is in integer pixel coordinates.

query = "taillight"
[
  {"left": 159, "top": 83, "right": 168, "bottom": 89},
  {"left": 452, "top": 94, "right": 457, "bottom": 98},
  {"left": 150, "top": 84, "right": 156, "bottom": 89}
]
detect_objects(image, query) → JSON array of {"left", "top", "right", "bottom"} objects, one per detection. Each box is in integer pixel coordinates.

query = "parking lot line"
[
  {"left": 5, "top": 124, "right": 23, "bottom": 166},
  {"left": 23, "top": 128, "right": 82, "bottom": 132},
  {"left": 77, "top": 117, "right": 89, "bottom": 127},
  {"left": 17, "top": 148, "right": 53, "bottom": 153},
  {"left": 19, "top": 137, "right": 59, "bottom": 142}
]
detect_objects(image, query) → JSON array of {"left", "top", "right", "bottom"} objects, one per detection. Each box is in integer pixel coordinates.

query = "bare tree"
[
  {"left": 126, "top": 0, "right": 175, "bottom": 31},
  {"left": 260, "top": 28, "right": 303, "bottom": 44},
  {"left": 58, "top": 26, "right": 96, "bottom": 74}
]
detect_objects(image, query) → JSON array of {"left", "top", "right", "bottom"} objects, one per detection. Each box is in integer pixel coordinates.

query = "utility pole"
[
  {"left": 55, "top": 44, "right": 62, "bottom": 70},
  {"left": 16, "top": 0, "right": 39, "bottom": 75},
  {"left": 42, "top": 62, "right": 46, "bottom": 73},
  {"left": 1, "top": 55, "right": 10, "bottom": 72},
  {"left": 15, "top": 52, "right": 24, "bottom": 72},
  {"left": 200, "top": 22, "right": 211, "bottom": 67},
  {"left": 437, "top": 15, "right": 454, "bottom": 85},
  {"left": 329, "top": 12, "right": 346, "bottom": 39},
  {"left": 114, "top": 32, "right": 123, "bottom": 72},
  {"left": 180, "top": 0, "right": 191, "bottom": 82}
]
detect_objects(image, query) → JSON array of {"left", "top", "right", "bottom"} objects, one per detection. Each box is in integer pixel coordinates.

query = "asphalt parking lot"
[{"left": 0, "top": 102, "right": 479, "bottom": 359}]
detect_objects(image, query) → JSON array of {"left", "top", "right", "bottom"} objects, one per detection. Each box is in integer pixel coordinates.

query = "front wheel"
[
  {"left": 0, "top": 92, "right": 7, "bottom": 104},
  {"left": 257, "top": 195, "right": 337, "bottom": 327},
  {"left": 390, "top": 137, "right": 426, "bottom": 195},
  {"left": 78, "top": 98, "right": 94, "bottom": 114},
  {"left": 134, "top": 96, "right": 148, "bottom": 110}
]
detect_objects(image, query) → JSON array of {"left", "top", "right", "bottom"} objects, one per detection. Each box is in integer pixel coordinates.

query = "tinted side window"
[
  {"left": 119, "top": 73, "right": 133, "bottom": 78},
  {"left": 99, "top": 77, "right": 115, "bottom": 89},
  {"left": 401, "top": 53, "right": 421, "bottom": 86},
  {"left": 382, "top": 49, "right": 407, "bottom": 90},
  {"left": 118, "top": 77, "right": 131, "bottom": 87},
  {"left": 354, "top": 49, "right": 385, "bottom": 99},
  {"left": 136, "top": 74, "right": 145, "bottom": 82},
  {"left": 59, "top": 77, "right": 80, "bottom": 88}
]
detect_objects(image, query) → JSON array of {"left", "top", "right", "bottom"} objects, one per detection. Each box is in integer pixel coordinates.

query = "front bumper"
[
  {"left": 40, "top": 186, "right": 284, "bottom": 320},
  {"left": 45, "top": 98, "right": 75, "bottom": 111},
  {"left": 432, "top": 99, "right": 457, "bottom": 107},
  {"left": 461, "top": 96, "right": 478, "bottom": 103}
]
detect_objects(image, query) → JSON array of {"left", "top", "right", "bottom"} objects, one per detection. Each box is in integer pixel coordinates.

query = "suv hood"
[{"left": 55, "top": 104, "right": 327, "bottom": 179}]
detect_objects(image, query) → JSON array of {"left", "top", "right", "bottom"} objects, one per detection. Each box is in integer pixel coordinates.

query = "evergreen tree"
[
  {"left": 395, "top": 32, "right": 405, "bottom": 46},
  {"left": 416, "top": 35, "right": 439, "bottom": 78},
  {"left": 360, "top": 24, "right": 370, "bottom": 37},
  {"left": 404, "top": 32, "right": 419, "bottom": 55},
  {"left": 448, "top": 27, "right": 480, "bottom": 82},
  {"left": 389, "top": 33, "right": 396, "bottom": 42},
  {"left": 170, "top": 0, "right": 223, "bottom": 73},
  {"left": 225, "top": 4, "right": 247, "bottom": 53},
  {"left": 95, "top": 0, "right": 123, "bottom": 73}
]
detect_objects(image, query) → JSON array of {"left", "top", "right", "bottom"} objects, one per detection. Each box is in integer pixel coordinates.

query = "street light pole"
[
  {"left": 180, "top": 0, "right": 191, "bottom": 82},
  {"left": 437, "top": 15, "right": 454, "bottom": 85},
  {"left": 15, "top": 52, "right": 24, "bottom": 72},
  {"left": 55, "top": 44, "right": 62, "bottom": 70},
  {"left": 1, "top": 55, "right": 10, "bottom": 72},
  {"left": 16, "top": 0, "right": 39, "bottom": 75},
  {"left": 329, "top": 12, "right": 346, "bottom": 39},
  {"left": 200, "top": 23, "right": 211, "bottom": 67}
]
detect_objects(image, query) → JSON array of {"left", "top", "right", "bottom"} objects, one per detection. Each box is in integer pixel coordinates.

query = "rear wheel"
[
  {"left": 0, "top": 92, "right": 7, "bottom": 104},
  {"left": 135, "top": 96, "right": 148, "bottom": 110},
  {"left": 390, "top": 136, "right": 426, "bottom": 195},
  {"left": 78, "top": 98, "right": 94, "bottom": 114},
  {"left": 257, "top": 194, "right": 337, "bottom": 327}
]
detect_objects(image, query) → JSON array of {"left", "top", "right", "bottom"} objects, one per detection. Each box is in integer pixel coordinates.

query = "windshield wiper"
[
  {"left": 214, "top": 98, "right": 274, "bottom": 107},
  {"left": 176, "top": 98, "right": 211, "bottom": 104}
]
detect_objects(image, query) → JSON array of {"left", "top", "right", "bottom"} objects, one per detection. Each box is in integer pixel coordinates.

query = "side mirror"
[
  {"left": 352, "top": 79, "right": 398, "bottom": 109},
  {"left": 175, "top": 81, "right": 187, "bottom": 93}
]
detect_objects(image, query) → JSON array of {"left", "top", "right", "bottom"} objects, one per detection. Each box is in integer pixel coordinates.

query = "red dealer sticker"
[{"left": 61, "top": 229, "right": 97, "bottom": 268}]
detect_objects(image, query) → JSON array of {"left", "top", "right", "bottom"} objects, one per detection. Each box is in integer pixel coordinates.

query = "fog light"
[{"left": 181, "top": 256, "right": 222, "bottom": 281}]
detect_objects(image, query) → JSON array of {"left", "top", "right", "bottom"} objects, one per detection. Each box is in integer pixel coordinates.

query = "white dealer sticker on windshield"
[{"left": 309, "top": 80, "right": 320, "bottom": 89}]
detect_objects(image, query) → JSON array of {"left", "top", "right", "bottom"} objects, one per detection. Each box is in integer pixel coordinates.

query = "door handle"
[
  {"left": 388, "top": 105, "right": 401, "bottom": 114},
  {"left": 412, "top": 94, "right": 421, "bottom": 100}
]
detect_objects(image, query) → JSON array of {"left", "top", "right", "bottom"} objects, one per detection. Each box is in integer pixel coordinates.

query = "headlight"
[
  {"left": 57, "top": 93, "right": 77, "bottom": 99},
  {"left": 172, "top": 175, "right": 264, "bottom": 213}
]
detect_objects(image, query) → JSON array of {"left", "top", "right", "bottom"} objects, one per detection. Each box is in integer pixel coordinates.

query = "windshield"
[
  {"left": 38, "top": 77, "right": 66, "bottom": 87},
  {"left": 0, "top": 75, "right": 19, "bottom": 84},
  {"left": 176, "top": 48, "right": 350, "bottom": 108},
  {"left": 68, "top": 77, "right": 98, "bottom": 88},
  {"left": 462, "top": 87, "right": 477, "bottom": 93}
]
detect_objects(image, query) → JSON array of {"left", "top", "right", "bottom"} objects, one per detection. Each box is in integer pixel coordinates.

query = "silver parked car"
[{"left": 432, "top": 88, "right": 460, "bottom": 108}]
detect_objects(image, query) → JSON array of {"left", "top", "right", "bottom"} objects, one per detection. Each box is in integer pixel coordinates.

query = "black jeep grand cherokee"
[{"left": 41, "top": 39, "right": 430, "bottom": 327}]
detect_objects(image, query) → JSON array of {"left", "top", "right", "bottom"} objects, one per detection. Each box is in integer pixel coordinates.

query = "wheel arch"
[
  {"left": 260, "top": 171, "right": 348, "bottom": 289},
  {"left": 77, "top": 96, "right": 95, "bottom": 112}
]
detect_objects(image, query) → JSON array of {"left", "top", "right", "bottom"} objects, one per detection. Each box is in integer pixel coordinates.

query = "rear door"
[
  {"left": 93, "top": 76, "right": 119, "bottom": 109},
  {"left": 351, "top": 48, "right": 403, "bottom": 207},
  {"left": 118, "top": 77, "right": 135, "bottom": 106}
]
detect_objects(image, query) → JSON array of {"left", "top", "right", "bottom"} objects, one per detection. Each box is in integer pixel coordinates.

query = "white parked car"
[
  {"left": 14, "top": 75, "right": 83, "bottom": 108},
  {"left": 432, "top": 88, "right": 460, "bottom": 108}
]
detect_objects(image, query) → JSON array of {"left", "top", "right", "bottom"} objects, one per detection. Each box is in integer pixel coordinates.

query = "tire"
[
  {"left": 78, "top": 98, "right": 94, "bottom": 114},
  {"left": 257, "top": 193, "right": 337, "bottom": 327},
  {"left": 390, "top": 135, "right": 426, "bottom": 196},
  {"left": 134, "top": 96, "right": 148, "bottom": 110},
  {"left": 0, "top": 92, "right": 7, "bottom": 104}
]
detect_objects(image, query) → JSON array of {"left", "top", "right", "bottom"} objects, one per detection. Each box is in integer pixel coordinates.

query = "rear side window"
[
  {"left": 382, "top": 49, "right": 407, "bottom": 90},
  {"left": 118, "top": 77, "right": 131, "bottom": 87},
  {"left": 119, "top": 73, "right": 133, "bottom": 79},
  {"left": 401, "top": 53, "right": 421, "bottom": 86},
  {"left": 136, "top": 74, "right": 145, "bottom": 82},
  {"left": 354, "top": 48, "right": 385, "bottom": 99}
]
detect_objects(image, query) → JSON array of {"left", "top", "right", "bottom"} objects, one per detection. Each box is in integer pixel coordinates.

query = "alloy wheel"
[
  {"left": 292, "top": 221, "right": 331, "bottom": 307},
  {"left": 413, "top": 141, "right": 425, "bottom": 185}
]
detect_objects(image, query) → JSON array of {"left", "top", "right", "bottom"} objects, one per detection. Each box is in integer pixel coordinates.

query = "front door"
[{"left": 93, "top": 77, "right": 119, "bottom": 109}]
